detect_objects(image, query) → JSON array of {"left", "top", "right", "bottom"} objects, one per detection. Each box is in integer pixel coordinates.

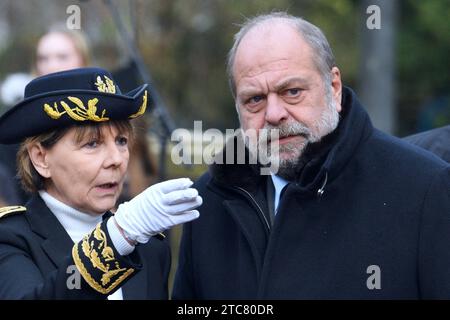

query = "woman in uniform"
[{"left": 0, "top": 67, "right": 201, "bottom": 299}]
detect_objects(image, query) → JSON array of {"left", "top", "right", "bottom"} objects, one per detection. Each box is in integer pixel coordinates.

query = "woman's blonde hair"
[
  {"left": 17, "top": 121, "right": 133, "bottom": 193},
  {"left": 32, "top": 26, "right": 91, "bottom": 75}
]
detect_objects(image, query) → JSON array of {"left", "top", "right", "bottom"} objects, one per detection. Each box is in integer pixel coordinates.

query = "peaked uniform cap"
[{"left": 0, "top": 67, "right": 149, "bottom": 144}]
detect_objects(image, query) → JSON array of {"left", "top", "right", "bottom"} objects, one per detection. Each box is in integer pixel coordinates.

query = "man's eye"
[
  {"left": 247, "top": 95, "right": 264, "bottom": 105},
  {"left": 285, "top": 88, "right": 301, "bottom": 96},
  {"left": 116, "top": 136, "right": 128, "bottom": 146}
]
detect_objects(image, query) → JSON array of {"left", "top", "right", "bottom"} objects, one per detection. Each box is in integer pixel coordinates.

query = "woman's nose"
[{"left": 104, "top": 142, "right": 126, "bottom": 168}]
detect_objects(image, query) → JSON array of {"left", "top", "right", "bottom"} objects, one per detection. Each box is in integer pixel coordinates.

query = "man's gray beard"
[{"left": 257, "top": 98, "right": 340, "bottom": 180}]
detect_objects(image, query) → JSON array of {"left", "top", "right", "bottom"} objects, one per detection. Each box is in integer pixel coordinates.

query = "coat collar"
[{"left": 209, "top": 87, "right": 373, "bottom": 195}]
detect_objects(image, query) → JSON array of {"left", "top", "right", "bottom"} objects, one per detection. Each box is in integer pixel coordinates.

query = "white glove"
[{"left": 114, "top": 178, "right": 202, "bottom": 244}]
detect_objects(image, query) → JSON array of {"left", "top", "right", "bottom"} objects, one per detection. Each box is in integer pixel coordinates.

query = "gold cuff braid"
[{"left": 72, "top": 222, "right": 135, "bottom": 294}]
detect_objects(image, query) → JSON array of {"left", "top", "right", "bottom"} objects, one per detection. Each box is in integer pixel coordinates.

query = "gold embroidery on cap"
[
  {"left": 43, "top": 103, "right": 62, "bottom": 119},
  {"left": 95, "top": 75, "right": 116, "bottom": 94},
  {"left": 129, "top": 90, "right": 148, "bottom": 119},
  {"left": 43, "top": 97, "right": 109, "bottom": 122}
]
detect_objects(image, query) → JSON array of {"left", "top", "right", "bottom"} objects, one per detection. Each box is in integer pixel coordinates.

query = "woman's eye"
[
  {"left": 116, "top": 136, "right": 128, "bottom": 146},
  {"left": 84, "top": 140, "right": 98, "bottom": 148}
]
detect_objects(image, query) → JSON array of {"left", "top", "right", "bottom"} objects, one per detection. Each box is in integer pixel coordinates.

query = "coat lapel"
[
  {"left": 26, "top": 195, "right": 74, "bottom": 268},
  {"left": 26, "top": 196, "right": 151, "bottom": 299}
]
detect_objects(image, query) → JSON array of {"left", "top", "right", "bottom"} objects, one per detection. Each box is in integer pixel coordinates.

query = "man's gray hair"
[{"left": 226, "top": 12, "right": 336, "bottom": 97}]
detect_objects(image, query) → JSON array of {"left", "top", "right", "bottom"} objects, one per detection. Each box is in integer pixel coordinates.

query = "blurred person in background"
[
  {"left": 0, "top": 67, "right": 201, "bottom": 299},
  {"left": 0, "top": 73, "right": 34, "bottom": 109},
  {"left": 0, "top": 164, "right": 20, "bottom": 206},
  {"left": 0, "top": 73, "right": 30, "bottom": 206},
  {"left": 0, "top": 26, "right": 88, "bottom": 111},
  {"left": 0, "top": 27, "right": 91, "bottom": 206},
  {"left": 404, "top": 125, "right": 450, "bottom": 162},
  {"left": 33, "top": 26, "right": 91, "bottom": 77}
]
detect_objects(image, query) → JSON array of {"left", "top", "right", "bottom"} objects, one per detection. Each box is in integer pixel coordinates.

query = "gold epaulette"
[{"left": 0, "top": 206, "right": 26, "bottom": 219}]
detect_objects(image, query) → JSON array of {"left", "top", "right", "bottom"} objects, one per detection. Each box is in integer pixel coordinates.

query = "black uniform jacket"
[{"left": 0, "top": 194, "right": 170, "bottom": 299}]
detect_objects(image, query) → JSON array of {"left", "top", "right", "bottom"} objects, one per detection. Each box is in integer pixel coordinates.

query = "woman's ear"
[{"left": 27, "top": 143, "right": 51, "bottom": 178}]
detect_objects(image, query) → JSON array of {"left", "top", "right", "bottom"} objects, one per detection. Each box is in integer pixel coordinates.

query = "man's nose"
[{"left": 264, "top": 94, "right": 289, "bottom": 125}]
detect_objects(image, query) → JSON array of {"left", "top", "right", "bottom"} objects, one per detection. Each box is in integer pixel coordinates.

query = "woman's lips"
[{"left": 95, "top": 182, "right": 119, "bottom": 195}]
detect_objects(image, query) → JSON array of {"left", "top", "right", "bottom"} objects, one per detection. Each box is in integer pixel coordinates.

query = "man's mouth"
[
  {"left": 279, "top": 134, "right": 298, "bottom": 142},
  {"left": 268, "top": 134, "right": 305, "bottom": 144}
]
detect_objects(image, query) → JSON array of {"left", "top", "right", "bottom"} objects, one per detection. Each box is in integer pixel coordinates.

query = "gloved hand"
[{"left": 114, "top": 178, "right": 202, "bottom": 244}]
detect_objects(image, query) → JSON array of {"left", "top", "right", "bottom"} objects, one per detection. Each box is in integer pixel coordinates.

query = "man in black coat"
[
  {"left": 173, "top": 13, "right": 450, "bottom": 299},
  {"left": 404, "top": 125, "right": 450, "bottom": 163}
]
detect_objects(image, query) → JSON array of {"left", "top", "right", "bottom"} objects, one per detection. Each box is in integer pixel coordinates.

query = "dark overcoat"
[{"left": 173, "top": 88, "right": 450, "bottom": 299}]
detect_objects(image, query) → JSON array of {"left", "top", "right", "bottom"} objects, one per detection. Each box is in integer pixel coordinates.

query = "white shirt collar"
[
  {"left": 39, "top": 190, "right": 102, "bottom": 243},
  {"left": 270, "top": 173, "right": 290, "bottom": 213}
]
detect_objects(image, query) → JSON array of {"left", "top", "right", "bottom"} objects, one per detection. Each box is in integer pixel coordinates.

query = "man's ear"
[
  {"left": 27, "top": 143, "right": 51, "bottom": 178},
  {"left": 330, "top": 66, "right": 342, "bottom": 113}
]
